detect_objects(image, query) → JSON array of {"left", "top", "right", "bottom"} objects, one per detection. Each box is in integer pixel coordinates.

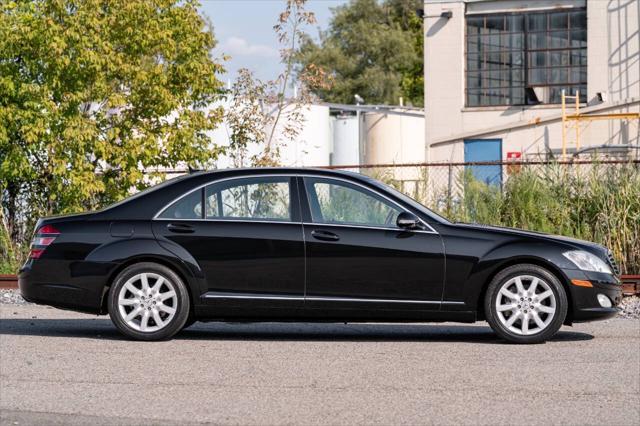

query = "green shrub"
[
  {"left": 436, "top": 163, "right": 640, "bottom": 274},
  {"left": 0, "top": 223, "right": 23, "bottom": 274},
  {"left": 2, "top": 163, "right": 638, "bottom": 275}
]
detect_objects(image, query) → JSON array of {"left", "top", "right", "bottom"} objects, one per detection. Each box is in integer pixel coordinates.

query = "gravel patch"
[
  {"left": 0, "top": 289, "right": 32, "bottom": 305},
  {"left": 618, "top": 296, "right": 640, "bottom": 319},
  {"left": 1, "top": 288, "right": 639, "bottom": 318}
]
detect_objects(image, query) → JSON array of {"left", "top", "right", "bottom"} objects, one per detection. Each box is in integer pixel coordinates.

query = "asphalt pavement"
[{"left": 1, "top": 305, "right": 639, "bottom": 425}]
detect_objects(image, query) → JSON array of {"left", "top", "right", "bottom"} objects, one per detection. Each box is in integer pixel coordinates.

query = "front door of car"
[
  {"left": 153, "top": 175, "right": 304, "bottom": 309},
  {"left": 299, "top": 176, "right": 445, "bottom": 311}
]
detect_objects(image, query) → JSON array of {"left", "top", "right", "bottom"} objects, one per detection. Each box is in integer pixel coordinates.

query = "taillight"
[
  {"left": 30, "top": 225, "right": 60, "bottom": 259},
  {"left": 38, "top": 224, "right": 60, "bottom": 234}
]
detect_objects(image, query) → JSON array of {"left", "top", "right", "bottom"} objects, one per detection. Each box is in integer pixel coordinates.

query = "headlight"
[{"left": 563, "top": 250, "right": 612, "bottom": 274}]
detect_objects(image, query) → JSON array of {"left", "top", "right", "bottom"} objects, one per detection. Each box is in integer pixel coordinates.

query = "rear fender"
[{"left": 85, "top": 238, "right": 206, "bottom": 310}]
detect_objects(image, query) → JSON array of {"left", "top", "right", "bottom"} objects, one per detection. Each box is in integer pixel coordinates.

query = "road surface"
[{"left": 1, "top": 305, "right": 639, "bottom": 425}]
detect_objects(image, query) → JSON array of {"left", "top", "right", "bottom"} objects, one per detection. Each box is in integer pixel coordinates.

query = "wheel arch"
[
  {"left": 99, "top": 255, "right": 197, "bottom": 315},
  {"left": 475, "top": 256, "right": 574, "bottom": 324}
]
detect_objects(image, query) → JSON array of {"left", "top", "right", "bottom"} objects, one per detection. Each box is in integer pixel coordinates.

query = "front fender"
[{"left": 460, "top": 241, "right": 574, "bottom": 309}]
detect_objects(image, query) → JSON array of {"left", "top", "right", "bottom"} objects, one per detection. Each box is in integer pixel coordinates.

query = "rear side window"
[
  {"left": 157, "top": 189, "right": 203, "bottom": 219},
  {"left": 205, "top": 177, "right": 291, "bottom": 222}
]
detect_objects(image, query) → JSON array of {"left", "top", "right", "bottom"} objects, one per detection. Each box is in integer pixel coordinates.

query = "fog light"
[{"left": 597, "top": 294, "right": 612, "bottom": 308}]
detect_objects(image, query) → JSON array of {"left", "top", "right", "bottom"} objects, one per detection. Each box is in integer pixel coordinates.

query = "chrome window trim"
[
  {"left": 302, "top": 222, "right": 436, "bottom": 234},
  {"left": 154, "top": 217, "right": 303, "bottom": 225},
  {"left": 152, "top": 172, "right": 438, "bottom": 234},
  {"left": 203, "top": 292, "right": 463, "bottom": 305},
  {"left": 153, "top": 174, "right": 295, "bottom": 221}
]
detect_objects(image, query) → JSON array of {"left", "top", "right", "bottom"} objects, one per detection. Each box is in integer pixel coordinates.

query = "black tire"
[
  {"left": 108, "top": 262, "right": 190, "bottom": 341},
  {"left": 485, "top": 264, "right": 568, "bottom": 344}
]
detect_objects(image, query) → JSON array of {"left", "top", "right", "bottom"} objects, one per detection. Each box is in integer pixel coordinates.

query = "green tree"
[
  {"left": 296, "top": 0, "right": 423, "bottom": 106},
  {"left": 0, "top": 0, "right": 225, "bottom": 251}
]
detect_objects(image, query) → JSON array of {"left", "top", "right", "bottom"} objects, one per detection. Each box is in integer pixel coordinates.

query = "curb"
[
  {"left": 622, "top": 275, "right": 640, "bottom": 296},
  {"left": 0, "top": 274, "right": 18, "bottom": 289}
]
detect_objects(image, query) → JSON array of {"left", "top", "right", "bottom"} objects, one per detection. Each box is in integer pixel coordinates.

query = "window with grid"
[{"left": 466, "top": 9, "right": 587, "bottom": 107}]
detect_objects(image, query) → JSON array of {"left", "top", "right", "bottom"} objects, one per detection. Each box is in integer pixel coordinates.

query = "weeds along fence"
[
  {"left": 2, "top": 160, "right": 638, "bottom": 274},
  {"left": 321, "top": 159, "right": 640, "bottom": 275},
  {"left": 155, "top": 159, "right": 639, "bottom": 272}
]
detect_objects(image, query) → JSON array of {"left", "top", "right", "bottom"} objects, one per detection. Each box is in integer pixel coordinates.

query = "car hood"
[{"left": 453, "top": 222, "right": 606, "bottom": 253}]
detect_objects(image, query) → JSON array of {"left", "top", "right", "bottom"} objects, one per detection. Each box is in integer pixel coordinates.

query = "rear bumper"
[
  {"left": 563, "top": 269, "right": 623, "bottom": 323},
  {"left": 19, "top": 260, "right": 112, "bottom": 314}
]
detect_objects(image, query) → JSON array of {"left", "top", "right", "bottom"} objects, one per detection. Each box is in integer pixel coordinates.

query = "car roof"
[
  {"left": 96, "top": 167, "right": 373, "bottom": 220},
  {"left": 191, "top": 167, "right": 363, "bottom": 179}
]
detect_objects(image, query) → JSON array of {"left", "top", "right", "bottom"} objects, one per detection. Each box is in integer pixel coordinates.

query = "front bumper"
[{"left": 563, "top": 269, "right": 623, "bottom": 323}]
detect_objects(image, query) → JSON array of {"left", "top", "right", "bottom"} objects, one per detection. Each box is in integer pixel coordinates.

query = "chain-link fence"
[
  {"left": 322, "top": 159, "right": 635, "bottom": 206},
  {"left": 156, "top": 159, "right": 639, "bottom": 213},
  {"left": 152, "top": 159, "right": 639, "bottom": 273},
  {"left": 323, "top": 159, "right": 640, "bottom": 274}
]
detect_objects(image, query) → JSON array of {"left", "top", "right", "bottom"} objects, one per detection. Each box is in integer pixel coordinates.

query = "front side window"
[
  {"left": 205, "top": 177, "right": 291, "bottom": 221},
  {"left": 466, "top": 9, "right": 586, "bottom": 106},
  {"left": 304, "top": 177, "right": 402, "bottom": 227}
]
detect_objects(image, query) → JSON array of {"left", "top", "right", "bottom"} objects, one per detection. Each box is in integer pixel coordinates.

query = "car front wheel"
[
  {"left": 108, "top": 262, "right": 190, "bottom": 341},
  {"left": 485, "top": 264, "right": 568, "bottom": 344}
]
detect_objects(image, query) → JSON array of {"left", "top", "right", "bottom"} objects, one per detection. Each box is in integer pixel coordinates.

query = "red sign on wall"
[
  {"left": 506, "top": 151, "right": 522, "bottom": 160},
  {"left": 506, "top": 152, "right": 522, "bottom": 174}
]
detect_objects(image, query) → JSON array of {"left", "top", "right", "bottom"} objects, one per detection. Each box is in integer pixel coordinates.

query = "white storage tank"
[
  {"left": 276, "top": 104, "right": 331, "bottom": 167},
  {"left": 331, "top": 115, "right": 360, "bottom": 166},
  {"left": 363, "top": 111, "right": 425, "bottom": 180}
]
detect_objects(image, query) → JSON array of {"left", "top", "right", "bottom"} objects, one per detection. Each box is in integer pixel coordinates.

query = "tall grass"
[
  {"left": 0, "top": 221, "right": 24, "bottom": 274},
  {"left": 437, "top": 163, "right": 640, "bottom": 274},
  {"left": 2, "top": 163, "right": 638, "bottom": 275}
]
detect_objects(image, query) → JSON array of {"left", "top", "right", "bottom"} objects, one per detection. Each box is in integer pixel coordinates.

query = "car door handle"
[
  {"left": 311, "top": 230, "right": 340, "bottom": 242},
  {"left": 166, "top": 223, "right": 195, "bottom": 234}
]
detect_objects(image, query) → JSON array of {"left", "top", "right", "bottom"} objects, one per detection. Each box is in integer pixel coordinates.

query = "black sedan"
[{"left": 19, "top": 168, "right": 622, "bottom": 343}]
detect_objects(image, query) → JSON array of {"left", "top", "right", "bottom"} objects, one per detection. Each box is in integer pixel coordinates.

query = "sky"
[{"left": 199, "top": 0, "right": 348, "bottom": 85}]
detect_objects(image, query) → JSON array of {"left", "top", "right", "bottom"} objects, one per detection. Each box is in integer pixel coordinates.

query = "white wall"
[{"left": 211, "top": 102, "right": 332, "bottom": 168}]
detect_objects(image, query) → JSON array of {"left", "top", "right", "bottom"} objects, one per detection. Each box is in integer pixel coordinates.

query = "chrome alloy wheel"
[
  {"left": 495, "top": 275, "right": 556, "bottom": 336},
  {"left": 117, "top": 272, "right": 178, "bottom": 332}
]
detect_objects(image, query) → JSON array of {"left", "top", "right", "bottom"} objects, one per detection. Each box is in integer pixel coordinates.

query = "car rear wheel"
[
  {"left": 108, "top": 262, "right": 190, "bottom": 341},
  {"left": 485, "top": 264, "right": 568, "bottom": 344}
]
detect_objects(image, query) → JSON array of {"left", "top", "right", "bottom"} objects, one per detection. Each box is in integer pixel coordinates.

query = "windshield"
[{"left": 367, "top": 178, "right": 452, "bottom": 224}]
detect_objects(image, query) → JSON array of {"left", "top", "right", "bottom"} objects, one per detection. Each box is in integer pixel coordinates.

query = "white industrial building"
[
  {"left": 210, "top": 101, "right": 425, "bottom": 174},
  {"left": 205, "top": 0, "right": 639, "bottom": 187},
  {"left": 423, "top": 0, "right": 639, "bottom": 174}
]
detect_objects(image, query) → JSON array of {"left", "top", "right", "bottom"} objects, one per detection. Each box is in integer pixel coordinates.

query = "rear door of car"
[
  {"left": 298, "top": 175, "right": 445, "bottom": 312},
  {"left": 152, "top": 174, "right": 305, "bottom": 309}
]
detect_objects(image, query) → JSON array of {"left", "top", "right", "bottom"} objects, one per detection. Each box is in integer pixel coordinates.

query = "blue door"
[{"left": 464, "top": 139, "right": 502, "bottom": 187}]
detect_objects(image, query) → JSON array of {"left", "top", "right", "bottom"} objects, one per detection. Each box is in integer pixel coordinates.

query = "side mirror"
[{"left": 396, "top": 212, "right": 421, "bottom": 230}]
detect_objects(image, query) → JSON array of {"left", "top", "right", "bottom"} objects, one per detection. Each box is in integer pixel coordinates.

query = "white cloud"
[{"left": 219, "top": 36, "right": 279, "bottom": 58}]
